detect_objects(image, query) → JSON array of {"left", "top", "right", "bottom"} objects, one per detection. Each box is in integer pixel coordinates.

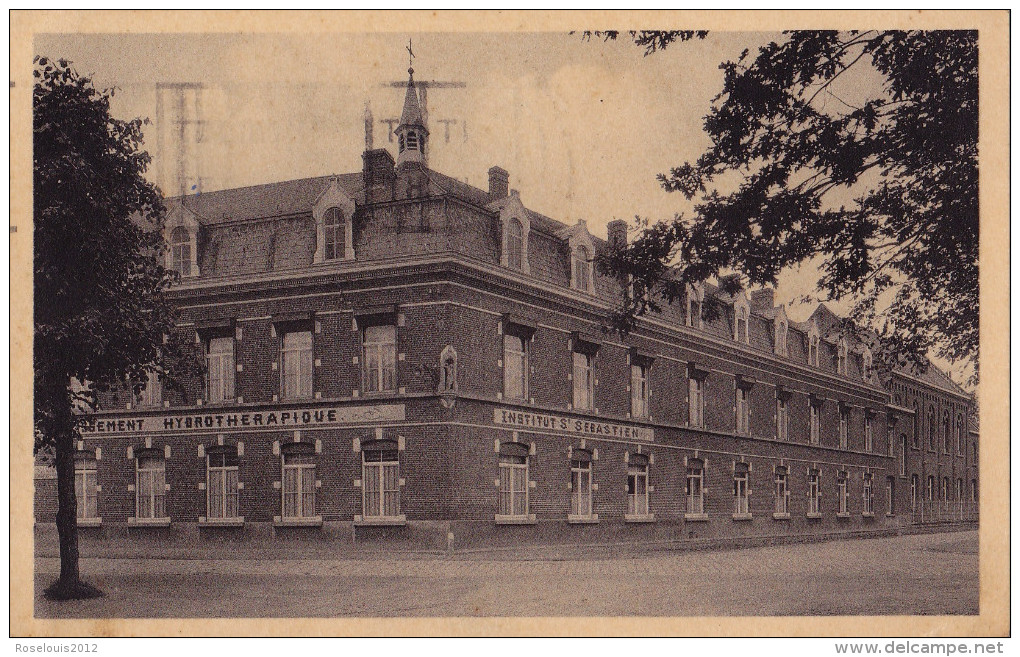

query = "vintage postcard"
[{"left": 9, "top": 10, "right": 1009, "bottom": 638}]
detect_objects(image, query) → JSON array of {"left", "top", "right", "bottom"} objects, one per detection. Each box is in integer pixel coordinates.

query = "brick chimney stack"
[
  {"left": 363, "top": 148, "right": 395, "bottom": 203},
  {"left": 488, "top": 166, "right": 509, "bottom": 200},
  {"left": 607, "top": 220, "right": 628, "bottom": 251}
]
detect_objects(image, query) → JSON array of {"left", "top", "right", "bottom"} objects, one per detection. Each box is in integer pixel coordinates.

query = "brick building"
[{"left": 35, "top": 67, "right": 978, "bottom": 550}]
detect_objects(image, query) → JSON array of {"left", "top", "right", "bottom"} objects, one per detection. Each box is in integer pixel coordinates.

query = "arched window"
[
  {"left": 928, "top": 406, "right": 937, "bottom": 450},
  {"left": 926, "top": 475, "right": 935, "bottom": 501},
  {"left": 910, "top": 474, "right": 919, "bottom": 510},
  {"left": 900, "top": 434, "right": 908, "bottom": 476},
  {"left": 956, "top": 414, "right": 964, "bottom": 455},
  {"left": 506, "top": 218, "right": 524, "bottom": 270},
  {"left": 323, "top": 207, "right": 345, "bottom": 261},
  {"left": 918, "top": 399, "right": 926, "bottom": 446},
  {"left": 942, "top": 411, "right": 951, "bottom": 453},
  {"left": 171, "top": 226, "right": 192, "bottom": 277},
  {"left": 572, "top": 245, "right": 591, "bottom": 293}
]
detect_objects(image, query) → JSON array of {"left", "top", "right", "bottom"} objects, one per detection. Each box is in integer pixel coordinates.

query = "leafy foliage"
[
  {"left": 593, "top": 31, "right": 978, "bottom": 381},
  {"left": 33, "top": 56, "right": 201, "bottom": 594}
]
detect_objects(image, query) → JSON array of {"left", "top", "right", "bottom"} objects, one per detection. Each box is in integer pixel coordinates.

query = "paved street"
[{"left": 35, "top": 531, "right": 977, "bottom": 617}]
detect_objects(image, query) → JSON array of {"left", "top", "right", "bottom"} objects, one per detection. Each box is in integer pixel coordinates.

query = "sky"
[{"left": 33, "top": 31, "right": 972, "bottom": 387}]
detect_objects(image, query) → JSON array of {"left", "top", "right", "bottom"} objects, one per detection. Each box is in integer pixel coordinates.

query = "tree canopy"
[
  {"left": 591, "top": 31, "right": 978, "bottom": 381},
  {"left": 34, "top": 56, "right": 199, "bottom": 598}
]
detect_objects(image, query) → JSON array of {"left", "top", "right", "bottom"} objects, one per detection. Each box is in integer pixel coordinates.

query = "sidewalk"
[{"left": 34, "top": 521, "right": 976, "bottom": 563}]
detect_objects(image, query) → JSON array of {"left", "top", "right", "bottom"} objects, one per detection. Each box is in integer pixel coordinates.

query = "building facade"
[{"left": 35, "top": 68, "right": 978, "bottom": 550}]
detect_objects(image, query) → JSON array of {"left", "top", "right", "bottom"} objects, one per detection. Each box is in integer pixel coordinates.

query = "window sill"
[
  {"left": 806, "top": 512, "right": 823, "bottom": 519},
  {"left": 684, "top": 513, "right": 709, "bottom": 522},
  {"left": 354, "top": 515, "right": 407, "bottom": 527},
  {"left": 862, "top": 512, "right": 875, "bottom": 518},
  {"left": 567, "top": 514, "right": 599, "bottom": 524},
  {"left": 772, "top": 513, "right": 791, "bottom": 520},
  {"left": 732, "top": 513, "right": 753, "bottom": 521},
  {"left": 274, "top": 516, "right": 323, "bottom": 527},
  {"left": 128, "top": 517, "right": 171, "bottom": 527},
  {"left": 77, "top": 517, "right": 102, "bottom": 527},
  {"left": 836, "top": 512, "right": 851, "bottom": 519},
  {"left": 199, "top": 516, "right": 244, "bottom": 527},
  {"left": 886, "top": 513, "right": 896, "bottom": 518},
  {"left": 495, "top": 514, "right": 537, "bottom": 525},
  {"left": 624, "top": 513, "right": 656, "bottom": 523}
]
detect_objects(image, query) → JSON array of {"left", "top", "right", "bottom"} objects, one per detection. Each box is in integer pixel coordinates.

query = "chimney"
[
  {"left": 488, "top": 166, "right": 509, "bottom": 200},
  {"left": 362, "top": 148, "right": 395, "bottom": 203},
  {"left": 751, "top": 288, "right": 775, "bottom": 314},
  {"left": 607, "top": 220, "right": 628, "bottom": 251}
]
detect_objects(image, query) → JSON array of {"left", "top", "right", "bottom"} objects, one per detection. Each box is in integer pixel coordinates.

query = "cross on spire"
[{"left": 406, "top": 38, "right": 415, "bottom": 75}]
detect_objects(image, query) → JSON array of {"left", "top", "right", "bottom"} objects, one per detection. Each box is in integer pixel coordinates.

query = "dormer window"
[
  {"left": 808, "top": 325, "right": 820, "bottom": 367},
  {"left": 170, "top": 227, "right": 192, "bottom": 277},
  {"left": 775, "top": 318, "right": 788, "bottom": 356},
  {"left": 837, "top": 338, "right": 848, "bottom": 375},
  {"left": 863, "top": 347, "right": 873, "bottom": 379},
  {"left": 507, "top": 218, "right": 524, "bottom": 270},
  {"left": 573, "top": 245, "right": 592, "bottom": 293},
  {"left": 686, "top": 284, "right": 704, "bottom": 329},
  {"left": 323, "top": 208, "right": 346, "bottom": 261},
  {"left": 313, "top": 179, "right": 356, "bottom": 263},
  {"left": 734, "top": 303, "right": 749, "bottom": 344}
]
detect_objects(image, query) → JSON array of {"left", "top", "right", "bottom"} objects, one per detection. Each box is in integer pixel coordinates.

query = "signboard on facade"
[
  {"left": 494, "top": 408, "right": 653, "bottom": 442},
  {"left": 79, "top": 404, "right": 406, "bottom": 435}
]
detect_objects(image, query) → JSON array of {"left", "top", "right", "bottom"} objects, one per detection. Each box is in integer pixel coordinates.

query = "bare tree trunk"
[{"left": 53, "top": 410, "right": 80, "bottom": 586}]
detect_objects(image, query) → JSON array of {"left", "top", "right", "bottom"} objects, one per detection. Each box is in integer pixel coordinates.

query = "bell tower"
[{"left": 395, "top": 63, "right": 428, "bottom": 168}]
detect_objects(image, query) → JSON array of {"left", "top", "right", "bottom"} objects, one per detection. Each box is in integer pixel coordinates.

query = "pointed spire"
[{"left": 399, "top": 67, "right": 426, "bottom": 131}]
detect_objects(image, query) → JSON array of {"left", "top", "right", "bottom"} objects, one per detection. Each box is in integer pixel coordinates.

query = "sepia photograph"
[{"left": 10, "top": 9, "right": 1009, "bottom": 639}]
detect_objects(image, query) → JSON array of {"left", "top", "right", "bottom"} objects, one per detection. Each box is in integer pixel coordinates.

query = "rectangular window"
[
  {"left": 686, "top": 461, "right": 705, "bottom": 515},
  {"left": 74, "top": 457, "right": 99, "bottom": 520},
  {"left": 774, "top": 468, "right": 789, "bottom": 515},
  {"left": 689, "top": 377, "right": 705, "bottom": 428},
  {"left": 626, "top": 462, "right": 649, "bottom": 516},
  {"left": 839, "top": 407, "right": 849, "bottom": 449},
  {"left": 498, "top": 452, "right": 529, "bottom": 517},
  {"left": 865, "top": 416, "right": 873, "bottom": 452},
  {"left": 281, "top": 330, "right": 313, "bottom": 400},
  {"left": 776, "top": 397, "right": 789, "bottom": 441},
  {"left": 363, "top": 324, "right": 397, "bottom": 393},
  {"left": 863, "top": 473, "right": 873, "bottom": 515},
  {"left": 207, "top": 450, "right": 239, "bottom": 520},
  {"left": 572, "top": 351, "right": 594, "bottom": 411},
  {"left": 630, "top": 363, "right": 649, "bottom": 418},
  {"left": 136, "top": 370, "right": 162, "bottom": 408},
  {"left": 136, "top": 454, "right": 166, "bottom": 520},
  {"left": 206, "top": 336, "right": 235, "bottom": 403},
  {"left": 570, "top": 457, "right": 593, "bottom": 518},
  {"left": 503, "top": 332, "right": 528, "bottom": 400},
  {"left": 282, "top": 449, "right": 316, "bottom": 519},
  {"left": 735, "top": 387, "right": 750, "bottom": 436},
  {"left": 733, "top": 465, "right": 750, "bottom": 516},
  {"left": 363, "top": 447, "right": 400, "bottom": 518},
  {"left": 887, "top": 477, "right": 896, "bottom": 516},
  {"left": 810, "top": 404, "right": 820, "bottom": 445},
  {"left": 808, "top": 470, "right": 821, "bottom": 515},
  {"left": 837, "top": 471, "right": 849, "bottom": 515}
]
